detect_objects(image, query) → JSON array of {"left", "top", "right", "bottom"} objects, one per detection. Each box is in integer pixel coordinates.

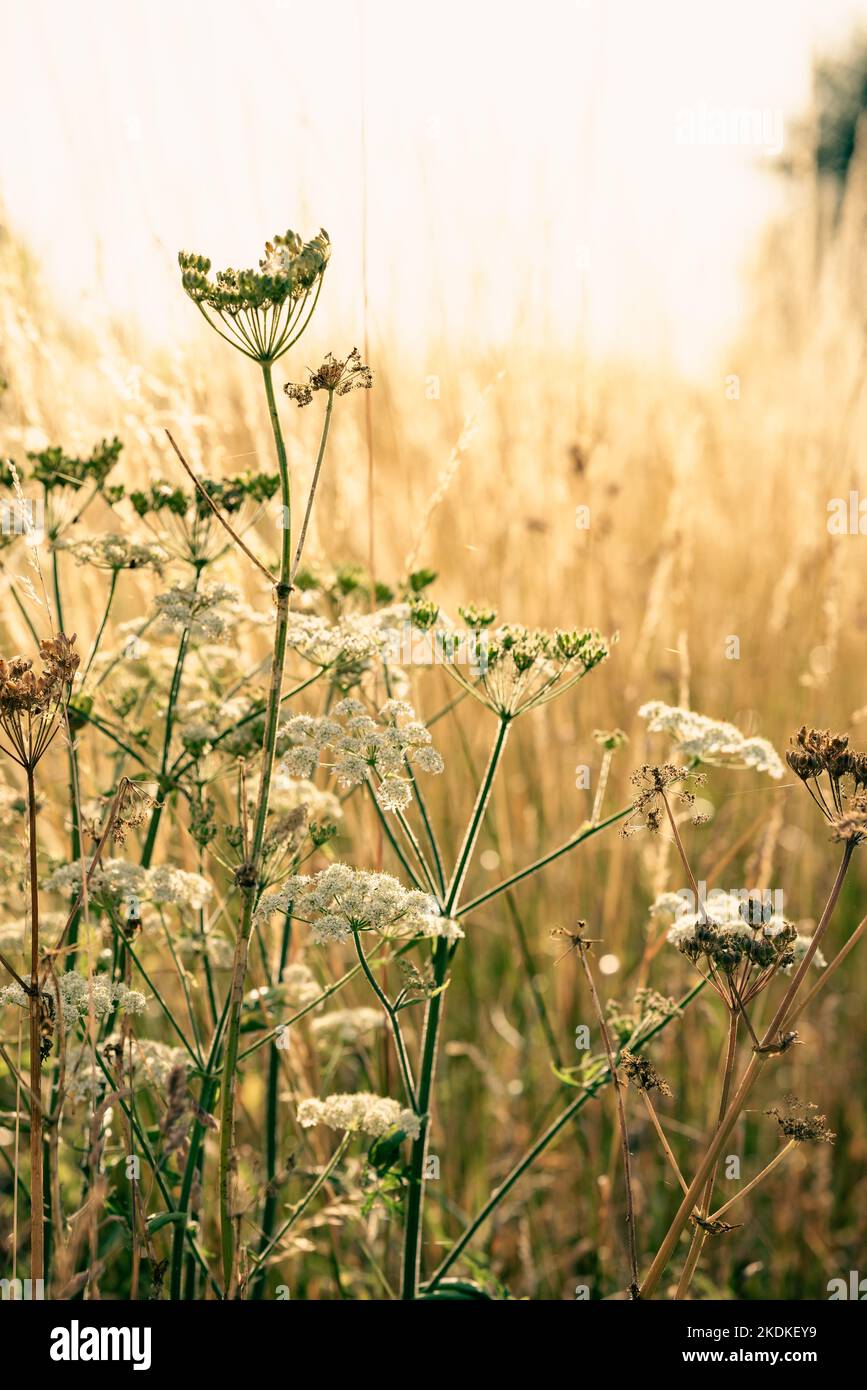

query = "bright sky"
[{"left": 2, "top": 0, "right": 866, "bottom": 370}]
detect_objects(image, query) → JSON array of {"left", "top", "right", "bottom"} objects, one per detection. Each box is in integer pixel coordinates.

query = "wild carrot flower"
[
  {"left": 59, "top": 533, "right": 168, "bottom": 572},
  {"left": 297, "top": 1091, "right": 421, "bottom": 1141},
  {"left": 178, "top": 229, "right": 330, "bottom": 363},
  {"left": 311, "top": 1008, "right": 385, "bottom": 1046},
  {"left": 0, "top": 971, "right": 146, "bottom": 1030},
  {"left": 639, "top": 701, "right": 785, "bottom": 778},
  {"left": 43, "top": 858, "right": 212, "bottom": 911}
]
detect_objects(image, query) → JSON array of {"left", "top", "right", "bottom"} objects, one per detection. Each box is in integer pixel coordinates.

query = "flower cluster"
[
  {"left": 787, "top": 727, "right": 867, "bottom": 844},
  {"left": 285, "top": 348, "right": 373, "bottom": 407},
  {"left": 60, "top": 533, "right": 168, "bottom": 573},
  {"left": 43, "top": 858, "right": 212, "bottom": 911},
  {"left": 297, "top": 1091, "right": 421, "bottom": 1141},
  {"left": 153, "top": 582, "right": 241, "bottom": 642},
  {"left": 639, "top": 702, "right": 784, "bottom": 778},
  {"left": 60, "top": 1038, "right": 189, "bottom": 1106},
  {"left": 282, "top": 961, "right": 323, "bottom": 1009},
  {"left": 0, "top": 971, "right": 146, "bottom": 1031},
  {"left": 179, "top": 229, "right": 330, "bottom": 362},
  {"left": 311, "top": 1008, "right": 384, "bottom": 1047},
  {"left": 283, "top": 606, "right": 409, "bottom": 679},
  {"left": 429, "top": 605, "right": 612, "bottom": 717},
  {"left": 254, "top": 864, "right": 461, "bottom": 944},
  {"left": 26, "top": 437, "right": 123, "bottom": 494},
  {"left": 280, "top": 698, "right": 443, "bottom": 812},
  {"left": 664, "top": 892, "right": 824, "bottom": 1006},
  {"left": 766, "top": 1096, "right": 835, "bottom": 1144}
]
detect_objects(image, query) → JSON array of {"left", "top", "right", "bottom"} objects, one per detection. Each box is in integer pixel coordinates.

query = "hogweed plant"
[{"left": 1, "top": 228, "right": 865, "bottom": 1305}]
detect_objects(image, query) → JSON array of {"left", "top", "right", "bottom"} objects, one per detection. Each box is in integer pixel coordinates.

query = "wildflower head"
[
  {"left": 620, "top": 1049, "right": 672, "bottom": 1096},
  {"left": 297, "top": 1091, "right": 421, "bottom": 1141},
  {"left": 433, "top": 605, "right": 613, "bottom": 718},
  {"left": 621, "top": 763, "right": 705, "bottom": 837},
  {"left": 664, "top": 892, "right": 824, "bottom": 1008},
  {"left": 284, "top": 348, "right": 373, "bottom": 406},
  {"left": 254, "top": 863, "right": 460, "bottom": 944},
  {"left": 178, "top": 228, "right": 330, "bottom": 363},
  {"left": 766, "top": 1095, "right": 835, "bottom": 1145},
  {"left": 787, "top": 727, "right": 867, "bottom": 845},
  {"left": 0, "top": 633, "right": 80, "bottom": 768},
  {"left": 280, "top": 696, "right": 443, "bottom": 813},
  {"left": 639, "top": 701, "right": 784, "bottom": 778}
]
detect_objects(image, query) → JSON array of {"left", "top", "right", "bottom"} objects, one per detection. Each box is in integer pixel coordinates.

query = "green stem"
[
  {"left": 81, "top": 569, "right": 118, "bottom": 683},
  {"left": 400, "top": 716, "right": 511, "bottom": 1299},
  {"left": 217, "top": 364, "right": 334, "bottom": 1293},
  {"left": 354, "top": 931, "right": 418, "bottom": 1110},
  {"left": 459, "top": 804, "right": 632, "bottom": 919}
]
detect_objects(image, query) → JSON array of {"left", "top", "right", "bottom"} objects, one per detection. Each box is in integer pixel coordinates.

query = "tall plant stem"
[
  {"left": 400, "top": 716, "right": 511, "bottom": 1300},
  {"left": 639, "top": 841, "right": 854, "bottom": 1299},
  {"left": 674, "top": 1010, "right": 738, "bottom": 1300},
  {"left": 140, "top": 566, "right": 203, "bottom": 868},
  {"left": 26, "top": 765, "right": 44, "bottom": 1283},
  {"left": 354, "top": 931, "right": 417, "bottom": 1109},
  {"left": 576, "top": 939, "right": 639, "bottom": 1297},
  {"left": 217, "top": 363, "right": 334, "bottom": 1293}
]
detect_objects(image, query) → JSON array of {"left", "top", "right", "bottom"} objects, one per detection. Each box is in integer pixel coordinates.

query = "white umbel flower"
[
  {"left": 0, "top": 971, "right": 147, "bottom": 1029},
  {"left": 43, "top": 859, "right": 212, "bottom": 910},
  {"left": 297, "top": 1091, "right": 421, "bottom": 1140},
  {"left": 154, "top": 582, "right": 241, "bottom": 642},
  {"left": 254, "top": 864, "right": 456, "bottom": 944},
  {"left": 311, "top": 1008, "right": 385, "bottom": 1046},
  {"left": 638, "top": 702, "right": 784, "bottom": 778},
  {"left": 280, "top": 697, "right": 443, "bottom": 813}
]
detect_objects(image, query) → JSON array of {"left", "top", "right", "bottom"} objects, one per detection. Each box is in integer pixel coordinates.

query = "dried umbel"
[
  {"left": 620, "top": 1049, "right": 672, "bottom": 1096},
  {"left": 178, "top": 228, "right": 330, "bottom": 363},
  {"left": 621, "top": 762, "right": 705, "bottom": 836},
  {"left": 0, "top": 633, "right": 80, "bottom": 768},
  {"left": 665, "top": 895, "right": 823, "bottom": 1008},
  {"left": 284, "top": 347, "right": 373, "bottom": 407},
  {"left": 766, "top": 1096, "right": 835, "bottom": 1145},
  {"left": 787, "top": 727, "right": 867, "bottom": 842}
]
